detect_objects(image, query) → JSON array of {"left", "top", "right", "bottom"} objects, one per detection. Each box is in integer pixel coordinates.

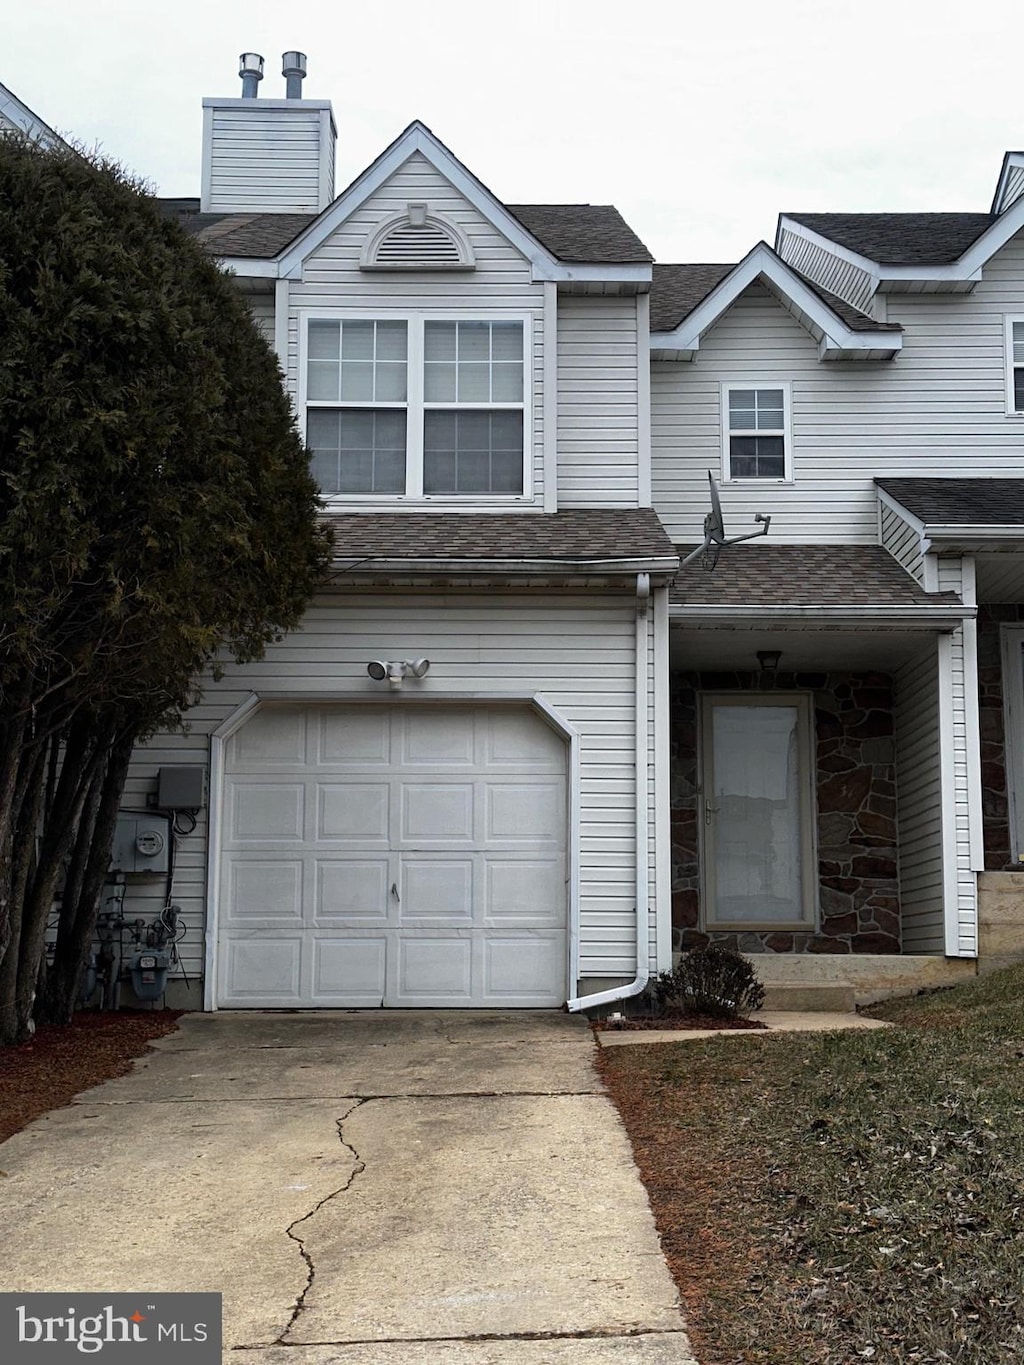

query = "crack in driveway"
[{"left": 277, "top": 1098, "right": 367, "bottom": 1345}]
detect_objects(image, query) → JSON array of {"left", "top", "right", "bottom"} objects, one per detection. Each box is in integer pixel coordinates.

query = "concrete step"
[{"left": 761, "top": 983, "right": 857, "bottom": 1013}]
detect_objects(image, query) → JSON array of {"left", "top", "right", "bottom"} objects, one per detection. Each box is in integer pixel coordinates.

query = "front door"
[{"left": 701, "top": 694, "right": 816, "bottom": 930}]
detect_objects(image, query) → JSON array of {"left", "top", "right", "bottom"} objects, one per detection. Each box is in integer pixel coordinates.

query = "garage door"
[{"left": 217, "top": 704, "right": 568, "bottom": 1007}]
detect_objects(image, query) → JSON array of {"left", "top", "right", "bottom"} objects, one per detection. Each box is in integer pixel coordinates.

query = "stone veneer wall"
[
  {"left": 671, "top": 671, "right": 900, "bottom": 955},
  {"left": 977, "top": 605, "right": 1024, "bottom": 870}
]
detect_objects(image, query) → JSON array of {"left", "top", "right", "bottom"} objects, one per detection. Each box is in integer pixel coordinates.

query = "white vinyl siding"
[
  {"left": 203, "top": 103, "right": 331, "bottom": 213},
  {"left": 879, "top": 502, "right": 925, "bottom": 583},
  {"left": 119, "top": 592, "right": 662, "bottom": 994},
  {"left": 777, "top": 226, "right": 876, "bottom": 315},
  {"left": 557, "top": 295, "right": 640, "bottom": 507},
  {"left": 894, "top": 643, "right": 945, "bottom": 952},
  {"left": 288, "top": 153, "right": 546, "bottom": 507},
  {"left": 651, "top": 237, "right": 1024, "bottom": 543}
]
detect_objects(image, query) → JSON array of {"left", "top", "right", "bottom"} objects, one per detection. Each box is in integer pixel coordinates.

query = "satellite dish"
[{"left": 681, "top": 471, "right": 772, "bottom": 571}]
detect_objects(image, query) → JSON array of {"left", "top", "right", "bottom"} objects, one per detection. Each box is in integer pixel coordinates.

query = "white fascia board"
[
  {"left": 923, "top": 524, "right": 1024, "bottom": 546},
  {"left": 777, "top": 215, "right": 882, "bottom": 281},
  {"left": 277, "top": 122, "right": 560, "bottom": 280},
  {"left": 669, "top": 604, "right": 973, "bottom": 627},
  {"left": 650, "top": 242, "right": 898, "bottom": 359},
  {"left": 219, "top": 258, "right": 280, "bottom": 278},
  {"left": 532, "top": 262, "right": 652, "bottom": 286}
]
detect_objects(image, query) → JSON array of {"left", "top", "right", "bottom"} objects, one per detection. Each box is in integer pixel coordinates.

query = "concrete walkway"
[{"left": 0, "top": 1012, "right": 695, "bottom": 1364}]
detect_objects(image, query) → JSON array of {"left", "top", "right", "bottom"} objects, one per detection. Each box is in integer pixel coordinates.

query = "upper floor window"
[
  {"left": 1007, "top": 318, "right": 1024, "bottom": 415},
  {"left": 303, "top": 315, "right": 528, "bottom": 499},
  {"left": 722, "top": 384, "right": 792, "bottom": 481}
]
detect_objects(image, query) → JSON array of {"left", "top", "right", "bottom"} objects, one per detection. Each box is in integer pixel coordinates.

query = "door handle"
[
  {"left": 391, "top": 883, "right": 400, "bottom": 902},
  {"left": 704, "top": 799, "right": 720, "bottom": 826}
]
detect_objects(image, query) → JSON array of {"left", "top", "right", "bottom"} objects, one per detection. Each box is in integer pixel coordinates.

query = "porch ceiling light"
[{"left": 756, "top": 650, "right": 782, "bottom": 672}]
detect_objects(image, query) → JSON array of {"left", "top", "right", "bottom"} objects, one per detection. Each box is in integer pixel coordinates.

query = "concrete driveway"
[{"left": 0, "top": 1011, "right": 696, "bottom": 1363}]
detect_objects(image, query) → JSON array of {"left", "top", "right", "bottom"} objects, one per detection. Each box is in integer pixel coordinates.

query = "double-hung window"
[
  {"left": 305, "top": 315, "right": 527, "bottom": 498},
  {"left": 722, "top": 384, "right": 791, "bottom": 481},
  {"left": 1007, "top": 318, "right": 1024, "bottom": 415}
]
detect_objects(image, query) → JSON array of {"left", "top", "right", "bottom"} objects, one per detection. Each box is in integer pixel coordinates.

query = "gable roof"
[
  {"left": 877, "top": 478, "right": 1024, "bottom": 527},
  {"left": 650, "top": 262, "right": 897, "bottom": 335},
  {"left": 649, "top": 242, "right": 901, "bottom": 361},
  {"left": 325, "top": 509, "right": 678, "bottom": 575},
  {"left": 783, "top": 212, "right": 995, "bottom": 265}
]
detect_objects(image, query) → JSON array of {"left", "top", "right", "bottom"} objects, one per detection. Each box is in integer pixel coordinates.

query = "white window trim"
[
  {"left": 298, "top": 310, "right": 536, "bottom": 504},
  {"left": 720, "top": 381, "right": 793, "bottom": 483},
  {"left": 1005, "top": 316, "right": 1024, "bottom": 417}
]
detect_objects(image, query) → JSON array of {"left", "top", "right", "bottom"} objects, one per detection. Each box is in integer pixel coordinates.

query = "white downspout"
[{"left": 568, "top": 572, "right": 651, "bottom": 1011}]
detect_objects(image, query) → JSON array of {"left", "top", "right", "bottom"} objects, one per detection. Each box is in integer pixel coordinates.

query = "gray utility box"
[
  {"left": 157, "top": 764, "right": 206, "bottom": 810},
  {"left": 110, "top": 814, "right": 171, "bottom": 874}
]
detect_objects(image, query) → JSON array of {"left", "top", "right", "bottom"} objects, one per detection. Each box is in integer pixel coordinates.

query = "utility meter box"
[
  {"left": 157, "top": 765, "right": 206, "bottom": 810},
  {"left": 110, "top": 814, "right": 171, "bottom": 874}
]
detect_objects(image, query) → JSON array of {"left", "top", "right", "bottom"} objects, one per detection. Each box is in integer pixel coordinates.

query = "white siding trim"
[
  {"left": 204, "top": 692, "right": 261, "bottom": 1009},
  {"left": 960, "top": 557, "right": 985, "bottom": 872},
  {"left": 274, "top": 279, "right": 288, "bottom": 371},
  {"left": 720, "top": 380, "right": 793, "bottom": 484},
  {"left": 543, "top": 282, "right": 558, "bottom": 512},
  {"left": 532, "top": 693, "right": 581, "bottom": 997},
  {"left": 637, "top": 293, "right": 652, "bottom": 507},
  {"left": 199, "top": 105, "right": 214, "bottom": 213},
  {"left": 938, "top": 634, "right": 960, "bottom": 953},
  {"left": 1005, "top": 315, "right": 1024, "bottom": 416},
  {"left": 922, "top": 553, "right": 939, "bottom": 594},
  {"left": 653, "top": 584, "right": 672, "bottom": 970},
  {"left": 318, "top": 107, "right": 334, "bottom": 209}
]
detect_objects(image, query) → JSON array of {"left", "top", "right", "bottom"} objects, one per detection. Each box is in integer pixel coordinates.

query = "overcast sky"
[{"left": 6, "top": 0, "right": 1023, "bottom": 262}]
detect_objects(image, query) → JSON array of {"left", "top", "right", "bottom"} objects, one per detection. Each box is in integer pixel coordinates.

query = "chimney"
[
  {"left": 239, "top": 52, "right": 264, "bottom": 98},
  {"left": 200, "top": 52, "right": 337, "bottom": 215},
  {"left": 282, "top": 51, "right": 307, "bottom": 99}
]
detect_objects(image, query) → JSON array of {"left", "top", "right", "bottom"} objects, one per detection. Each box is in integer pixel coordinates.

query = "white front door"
[
  {"left": 217, "top": 704, "right": 568, "bottom": 1007},
  {"left": 701, "top": 694, "right": 816, "bottom": 930}
]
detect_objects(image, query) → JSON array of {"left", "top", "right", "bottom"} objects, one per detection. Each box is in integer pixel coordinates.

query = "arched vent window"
[{"left": 361, "top": 204, "right": 475, "bottom": 272}]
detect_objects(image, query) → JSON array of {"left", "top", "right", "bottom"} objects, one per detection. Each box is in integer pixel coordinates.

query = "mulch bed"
[{"left": 0, "top": 1010, "right": 184, "bottom": 1145}]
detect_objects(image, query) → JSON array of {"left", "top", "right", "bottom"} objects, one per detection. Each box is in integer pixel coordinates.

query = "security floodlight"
[
  {"left": 407, "top": 659, "right": 430, "bottom": 678},
  {"left": 367, "top": 661, "right": 388, "bottom": 681},
  {"left": 366, "top": 658, "right": 431, "bottom": 689}
]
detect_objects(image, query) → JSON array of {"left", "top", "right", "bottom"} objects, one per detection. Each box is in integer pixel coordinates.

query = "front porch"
[{"left": 668, "top": 544, "right": 978, "bottom": 1002}]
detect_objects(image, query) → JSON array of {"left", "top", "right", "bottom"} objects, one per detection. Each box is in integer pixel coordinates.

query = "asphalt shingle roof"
[
  {"left": 650, "top": 262, "right": 899, "bottom": 335},
  {"left": 878, "top": 479, "right": 1024, "bottom": 526},
  {"left": 505, "top": 204, "right": 652, "bottom": 263},
  {"left": 670, "top": 545, "right": 958, "bottom": 608},
  {"left": 784, "top": 212, "right": 995, "bottom": 265},
  {"left": 325, "top": 509, "right": 676, "bottom": 566},
  {"left": 157, "top": 198, "right": 653, "bottom": 264}
]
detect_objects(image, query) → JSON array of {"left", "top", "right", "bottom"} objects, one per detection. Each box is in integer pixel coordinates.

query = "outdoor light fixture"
[
  {"left": 367, "top": 659, "right": 431, "bottom": 690},
  {"left": 756, "top": 650, "right": 782, "bottom": 672}
]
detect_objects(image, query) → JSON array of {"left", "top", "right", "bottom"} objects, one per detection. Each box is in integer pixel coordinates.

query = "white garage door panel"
[{"left": 218, "top": 705, "right": 567, "bottom": 1008}]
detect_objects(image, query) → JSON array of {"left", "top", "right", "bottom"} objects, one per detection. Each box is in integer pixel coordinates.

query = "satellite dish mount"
[{"left": 681, "top": 471, "right": 771, "bottom": 571}]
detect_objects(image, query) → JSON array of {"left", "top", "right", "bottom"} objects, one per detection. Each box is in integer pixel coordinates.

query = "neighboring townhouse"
[
  {"left": 9, "top": 57, "right": 1024, "bottom": 1009},
  {"left": 650, "top": 165, "right": 1024, "bottom": 994}
]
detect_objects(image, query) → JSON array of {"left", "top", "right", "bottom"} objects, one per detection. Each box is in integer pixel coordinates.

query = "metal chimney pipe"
[
  {"left": 239, "top": 53, "right": 264, "bottom": 98},
  {"left": 282, "top": 51, "right": 307, "bottom": 99}
]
